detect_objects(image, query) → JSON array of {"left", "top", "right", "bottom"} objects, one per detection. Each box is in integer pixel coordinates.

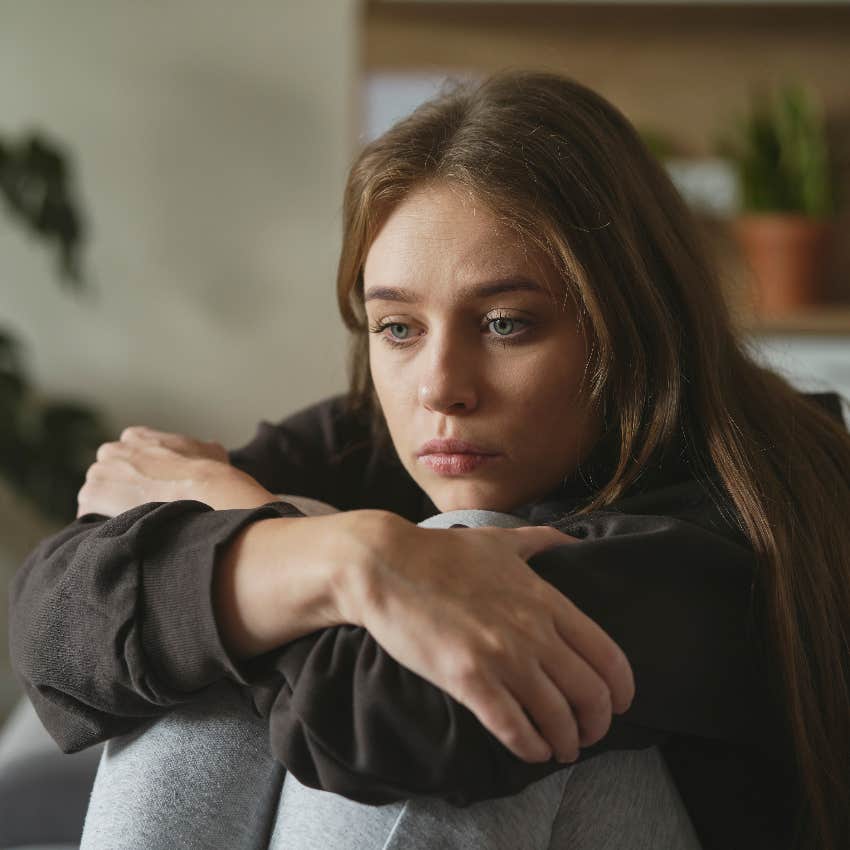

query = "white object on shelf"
[
  {"left": 362, "top": 71, "right": 480, "bottom": 142},
  {"left": 745, "top": 334, "right": 850, "bottom": 421},
  {"left": 664, "top": 157, "right": 739, "bottom": 217}
]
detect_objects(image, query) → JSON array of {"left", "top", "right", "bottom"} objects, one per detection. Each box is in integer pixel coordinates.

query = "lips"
[
  {"left": 416, "top": 438, "right": 501, "bottom": 477},
  {"left": 419, "top": 453, "right": 498, "bottom": 475},
  {"left": 416, "top": 438, "right": 499, "bottom": 456}
]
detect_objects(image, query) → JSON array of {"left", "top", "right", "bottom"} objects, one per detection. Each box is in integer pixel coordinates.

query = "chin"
[{"left": 427, "top": 483, "right": 513, "bottom": 515}]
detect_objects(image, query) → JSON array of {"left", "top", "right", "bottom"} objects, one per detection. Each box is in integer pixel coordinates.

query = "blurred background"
[{"left": 2, "top": 0, "right": 850, "bottom": 724}]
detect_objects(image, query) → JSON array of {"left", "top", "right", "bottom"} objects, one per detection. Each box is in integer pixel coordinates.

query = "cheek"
[
  {"left": 504, "top": 344, "right": 585, "bottom": 406},
  {"left": 368, "top": 343, "right": 392, "bottom": 391},
  {"left": 368, "top": 347, "right": 408, "bottom": 422}
]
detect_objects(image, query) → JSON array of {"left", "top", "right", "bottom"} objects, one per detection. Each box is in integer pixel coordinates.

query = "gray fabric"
[
  {"left": 80, "top": 679, "right": 280, "bottom": 850},
  {"left": 79, "top": 498, "right": 702, "bottom": 849},
  {"left": 548, "top": 747, "right": 701, "bottom": 849},
  {"left": 268, "top": 768, "right": 571, "bottom": 850},
  {"left": 416, "top": 508, "right": 529, "bottom": 530}
]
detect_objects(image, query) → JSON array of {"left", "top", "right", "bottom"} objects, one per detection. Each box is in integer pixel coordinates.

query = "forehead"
[{"left": 363, "top": 184, "right": 558, "bottom": 303}]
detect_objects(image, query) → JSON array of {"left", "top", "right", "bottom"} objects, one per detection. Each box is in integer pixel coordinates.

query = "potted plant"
[
  {"left": 717, "top": 82, "right": 837, "bottom": 316},
  {"left": 0, "top": 131, "right": 109, "bottom": 526},
  {"left": 0, "top": 131, "right": 114, "bottom": 718}
]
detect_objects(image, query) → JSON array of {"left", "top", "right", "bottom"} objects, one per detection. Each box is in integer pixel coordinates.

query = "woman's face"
[{"left": 363, "top": 182, "right": 602, "bottom": 514}]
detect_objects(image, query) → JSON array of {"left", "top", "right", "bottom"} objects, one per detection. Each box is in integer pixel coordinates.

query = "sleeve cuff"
[{"left": 140, "top": 499, "right": 307, "bottom": 695}]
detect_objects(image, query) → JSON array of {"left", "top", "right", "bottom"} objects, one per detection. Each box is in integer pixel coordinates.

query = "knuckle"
[
  {"left": 599, "top": 641, "right": 629, "bottom": 680},
  {"left": 599, "top": 640, "right": 629, "bottom": 683},
  {"left": 479, "top": 628, "right": 508, "bottom": 658},
  {"left": 576, "top": 687, "right": 612, "bottom": 745},
  {"left": 448, "top": 651, "right": 483, "bottom": 688},
  {"left": 475, "top": 700, "right": 508, "bottom": 734},
  {"left": 581, "top": 681, "right": 612, "bottom": 717},
  {"left": 500, "top": 725, "right": 525, "bottom": 750},
  {"left": 558, "top": 728, "right": 579, "bottom": 758},
  {"left": 95, "top": 442, "right": 114, "bottom": 461},
  {"left": 120, "top": 425, "right": 144, "bottom": 441},
  {"left": 449, "top": 648, "right": 503, "bottom": 698}
]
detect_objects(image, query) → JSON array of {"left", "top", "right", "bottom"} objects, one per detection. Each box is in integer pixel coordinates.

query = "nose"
[{"left": 418, "top": 328, "right": 479, "bottom": 414}]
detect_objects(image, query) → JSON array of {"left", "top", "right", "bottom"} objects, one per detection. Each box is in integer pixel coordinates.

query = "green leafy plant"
[
  {"left": 0, "top": 131, "right": 109, "bottom": 522},
  {"left": 716, "top": 82, "right": 836, "bottom": 217}
]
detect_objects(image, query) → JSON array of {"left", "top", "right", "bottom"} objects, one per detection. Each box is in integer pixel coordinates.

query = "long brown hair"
[{"left": 335, "top": 70, "right": 850, "bottom": 849}]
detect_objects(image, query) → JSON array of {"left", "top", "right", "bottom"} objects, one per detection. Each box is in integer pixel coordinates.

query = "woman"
[{"left": 10, "top": 71, "right": 850, "bottom": 850}]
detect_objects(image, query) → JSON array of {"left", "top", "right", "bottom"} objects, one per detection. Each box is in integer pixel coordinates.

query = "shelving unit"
[
  {"left": 737, "top": 306, "right": 850, "bottom": 337},
  {"left": 363, "top": 0, "right": 850, "bottom": 345}
]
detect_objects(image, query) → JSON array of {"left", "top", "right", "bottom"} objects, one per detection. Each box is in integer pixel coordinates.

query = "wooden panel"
[{"left": 361, "top": 0, "right": 850, "bottom": 310}]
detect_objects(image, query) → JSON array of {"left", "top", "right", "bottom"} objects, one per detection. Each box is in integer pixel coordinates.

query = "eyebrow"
[{"left": 363, "top": 277, "right": 548, "bottom": 304}]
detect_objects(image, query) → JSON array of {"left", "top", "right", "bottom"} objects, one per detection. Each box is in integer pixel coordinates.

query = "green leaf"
[{"left": 716, "top": 82, "right": 835, "bottom": 217}]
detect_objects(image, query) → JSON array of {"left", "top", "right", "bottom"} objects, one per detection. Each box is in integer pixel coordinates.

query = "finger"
[
  {"left": 77, "top": 480, "right": 121, "bottom": 518},
  {"left": 503, "top": 525, "right": 580, "bottom": 561},
  {"left": 502, "top": 526, "right": 635, "bottom": 713},
  {"left": 87, "top": 458, "right": 140, "bottom": 488},
  {"left": 120, "top": 426, "right": 193, "bottom": 454},
  {"left": 539, "top": 638, "right": 613, "bottom": 748},
  {"left": 119, "top": 425, "right": 157, "bottom": 443},
  {"left": 459, "top": 675, "right": 554, "bottom": 763},
  {"left": 96, "top": 441, "right": 134, "bottom": 463},
  {"left": 551, "top": 599, "right": 635, "bottom": 715},
  {"left": 506, "top": 661, "right": 581, "bottom": 762}
]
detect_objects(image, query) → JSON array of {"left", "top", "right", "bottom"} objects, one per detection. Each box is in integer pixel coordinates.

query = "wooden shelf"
[{"left": 735, "top": 305, "right": 850, "bottom": 336}]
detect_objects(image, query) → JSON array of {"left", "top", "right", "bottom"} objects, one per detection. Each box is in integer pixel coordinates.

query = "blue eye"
[
  {"left": 490, "top": 317, "right": 516, "bottom": 336},
  {"left": 367, "top": 313, "right": 531, "bottom": 349},
  {"left": 387, "top": 323, "right": 411, "bottom": 342}
]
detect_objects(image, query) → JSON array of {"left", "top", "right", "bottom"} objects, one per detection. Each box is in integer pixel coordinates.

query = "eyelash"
[{"left": 367, "top": 311, "right": 532, "bottom": 350}]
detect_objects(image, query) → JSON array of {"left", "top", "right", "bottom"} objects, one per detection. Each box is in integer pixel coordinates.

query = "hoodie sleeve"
[
  {"left": 8, "top": 499, "right": 308, "bottom": 753},
  {"left": 243, "top": 506, "right": 782, "bottom": 806},
  {"left": 7, "top": 393, "right": 360, "bottom": 753}
]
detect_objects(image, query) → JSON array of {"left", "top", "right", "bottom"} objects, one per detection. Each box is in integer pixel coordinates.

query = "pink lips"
[
  {"left": 417, "top": 438, "right": 497, "bottom": 456},
  {"left": 416, "top": 438, "right": 501, "bottom": 477}
]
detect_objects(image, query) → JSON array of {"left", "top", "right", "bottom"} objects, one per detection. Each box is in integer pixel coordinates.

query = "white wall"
[
  {"left": 1, "top": 1, "right": 359, "bottom": 446},
  {"left": 0, "top": 0, "right": 359, "bottom": 718}
]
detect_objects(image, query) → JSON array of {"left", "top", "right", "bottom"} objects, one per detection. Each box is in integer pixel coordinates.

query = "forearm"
[
  {"left": 250, "top": 511, "right": 780, "bottom": 804},
  {"left": 9, "top": 499, "right": 309, "bottom": 752},
  {"left": 212, "top": 508, "right": 397, "bottom": 661}
]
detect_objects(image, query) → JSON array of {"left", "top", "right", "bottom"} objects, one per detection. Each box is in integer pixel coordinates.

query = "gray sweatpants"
[{"left": 79, "top": 503, "right": 702, "bottom": 850}]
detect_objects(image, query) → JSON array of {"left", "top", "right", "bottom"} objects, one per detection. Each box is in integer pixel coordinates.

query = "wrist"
[
  {"left": 214, "top": 514, "right": 348, "bottom": 660},
  {"left": 328, "top": 509, "right": 412, "bottom": 629},
  {"left": 200, "top": 462, "right": 276, "bottom": 511}
]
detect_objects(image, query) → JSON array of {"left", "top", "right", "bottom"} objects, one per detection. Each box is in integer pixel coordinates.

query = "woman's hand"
[
  {"left": 76, "top": 426, "right": 276, "bottom": 518},
  {"left": 338, "top": 513, "right": 635, "bottom": 766}
]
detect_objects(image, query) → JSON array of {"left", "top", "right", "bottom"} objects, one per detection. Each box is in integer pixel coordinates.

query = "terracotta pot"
[{"left": 733, "top": 214, "right": 834, "bottom": 316}]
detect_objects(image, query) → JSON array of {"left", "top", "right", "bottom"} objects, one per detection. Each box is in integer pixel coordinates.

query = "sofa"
[{"left": 0, "top": 692, "right": 101, "bottom": 849}]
